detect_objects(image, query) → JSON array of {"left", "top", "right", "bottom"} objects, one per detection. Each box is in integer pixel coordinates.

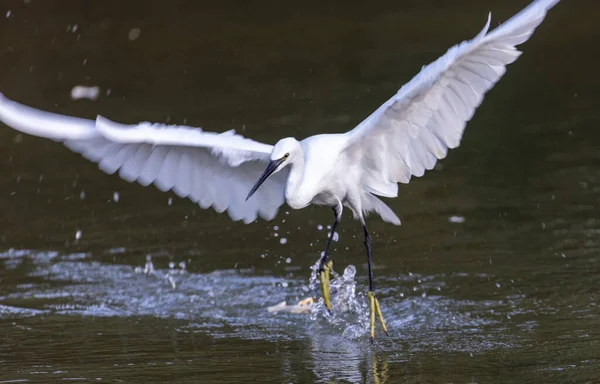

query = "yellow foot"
[
  {"left": 318, "top": 260, "right": 334, "bottom": 312},
  {"left": 368, "top": 291, "right": 389, "bottom": 342}
]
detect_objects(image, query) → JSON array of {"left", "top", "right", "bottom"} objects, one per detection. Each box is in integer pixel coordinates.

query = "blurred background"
[{"left": 0, "top": 0, "right": 599, "bottom": 383}]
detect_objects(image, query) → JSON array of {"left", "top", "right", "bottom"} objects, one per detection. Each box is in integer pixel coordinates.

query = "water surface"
[{"left": 1, "top": 0, "right": 599, "bottom": 382}]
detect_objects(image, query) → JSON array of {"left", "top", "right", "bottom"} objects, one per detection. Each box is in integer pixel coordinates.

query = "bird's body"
[
  {"left": 284, "top": 134, "right": 395, "bottom": 224},
  {"left": 0, "top": 0, "right": 561, "bottom": 341}
]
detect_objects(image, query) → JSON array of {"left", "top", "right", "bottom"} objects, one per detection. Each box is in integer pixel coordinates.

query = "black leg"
[
  {"left": 363, "top": 224, "right": 374, "bottom": 292},
  {"left": 318, "top": 204, "right": 342, "bottom": 272},
  {"left": 363, "top": 222, "right": 388, "bottom": 340},
  {"left": 317, "top": 204, "right": 342, "bottom": 312}
]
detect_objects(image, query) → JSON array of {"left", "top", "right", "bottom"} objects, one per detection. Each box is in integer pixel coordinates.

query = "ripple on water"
[{"left": 0, "top": 248, "right": 547, "bottom": 353}]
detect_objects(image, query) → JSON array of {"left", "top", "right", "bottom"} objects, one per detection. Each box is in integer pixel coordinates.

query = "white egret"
[{"left": 0, "top": 0, "right": 560, "bottom": 341}]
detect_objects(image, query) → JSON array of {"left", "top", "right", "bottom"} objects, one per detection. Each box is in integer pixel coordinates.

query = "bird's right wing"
[
  {"left": 0, "top": 94, "right": 288, "bottom": 223},
  {"left": 343, "top": 0, "right": 559, "bottom": 198}
]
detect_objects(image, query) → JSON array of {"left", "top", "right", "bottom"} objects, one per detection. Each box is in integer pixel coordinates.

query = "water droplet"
[
  {"left": 448, "top": 215, "right": 465, "bottom": 223},
  {"left": 113, "top": 191, "right": 120, "bottom": 203},
  {"left": 167, "top": 275, "right": 176, "bottom": 289},
  {"left": 144, "top": 255, "right": 154, "bottom": 275},
  {"left": 75, "top": 230, "right": 82, "bottom": 240},
  {"left": 280, "top": 238, "right": 288, "bottom": 245},
  {"left": 342, "top": 265, "right": 356, "bottom": 279},
  {"left": 70, "top": 85, "right": 100, "bottom": 101},
  {"left": 6, "top": 10, "right": 11, "bottom": 18},
  {"left": 317, "top": 224, "right": 323, "bottom": 230},
  {"left": 285, "top": 257, "right": 291, "bottom": 263},
  {"left": 273, "top": 226, "right": 279, "bottom": 230},
  {"left": 128, "top": 28, "right": 141, "bottom": 41},
  {"left": 168, "top": 197, "right": 173, "bottom": 206},
  {"left": 13, "top": 133, "right": 23, "bottom": 144},
  {"left": 79, "top": 191, "right": 86, "bottom": 200},
  {"left": 328, "top": 231, "right": 339, "bottom": 242}
]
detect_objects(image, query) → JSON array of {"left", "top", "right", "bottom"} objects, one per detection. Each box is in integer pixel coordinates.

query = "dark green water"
[{"left": 1, "top": 0, "right": 599, "bottom": 382}]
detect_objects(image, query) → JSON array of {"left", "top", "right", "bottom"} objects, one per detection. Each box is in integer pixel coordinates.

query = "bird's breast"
[
  {"left": 285, "top": 185, "right": 322, "bottom": 210},
  {"left": 287, "top": 197, "right": 311, "bottom": 210}
]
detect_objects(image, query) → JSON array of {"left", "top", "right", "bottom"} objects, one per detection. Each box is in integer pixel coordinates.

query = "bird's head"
[{"left": 246, "top": 137, "right": 300, "bottom": 201}]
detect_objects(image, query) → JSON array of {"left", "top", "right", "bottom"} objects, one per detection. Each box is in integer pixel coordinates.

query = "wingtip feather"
[{"left": 0, "top": 93, "right": 98, "bottom": 141}]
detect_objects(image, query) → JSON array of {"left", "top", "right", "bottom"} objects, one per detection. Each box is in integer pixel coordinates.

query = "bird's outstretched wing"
[
  {"left": 343, "top": 0, "right": 559, "bottom": 198},
  {"left": 0, "top": 94, "right": 287, "bottom": 223}
]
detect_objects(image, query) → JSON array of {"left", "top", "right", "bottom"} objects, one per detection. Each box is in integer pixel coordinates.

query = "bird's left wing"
[
  {"left": 343, "top": 0, "right": 559, "bottom": 198},
  {"left": 0, "top": 93, "right": 288, "bottom": 223}
]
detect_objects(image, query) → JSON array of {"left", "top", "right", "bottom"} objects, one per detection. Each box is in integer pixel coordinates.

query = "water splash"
[
  {"left": 0, "top": 248, "right": 558, "bottom": 352},
  {"left": 307, "top": 262, "right": 369, "bottom": 338},
  {"left": 133, "top": 255, "right": 155, "bottom": 276},
  {"left": 133, "top": 255, "right": 188, "bottom": 290}
]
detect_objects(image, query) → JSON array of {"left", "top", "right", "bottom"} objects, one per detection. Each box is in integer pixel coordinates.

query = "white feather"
[
  {"left": 344, "top": 0, "right": 559, "bottom": 195},
  {"left": 0, "top": 95, "right": 286, "bottom": 223}
]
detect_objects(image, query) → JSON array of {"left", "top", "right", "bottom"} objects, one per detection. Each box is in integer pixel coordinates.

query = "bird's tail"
[{"left": 365, "top": 194, "right": 401, "bottom": 226}]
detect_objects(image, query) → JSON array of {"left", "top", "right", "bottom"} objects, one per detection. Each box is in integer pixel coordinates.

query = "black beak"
[{"left": 246, "top": 158, "right": 284, "bottom": 201}]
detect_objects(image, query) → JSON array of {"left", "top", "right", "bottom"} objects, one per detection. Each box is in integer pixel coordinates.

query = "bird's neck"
[{"left": 285, "top": 155, "right": 307, "bottom": 208}]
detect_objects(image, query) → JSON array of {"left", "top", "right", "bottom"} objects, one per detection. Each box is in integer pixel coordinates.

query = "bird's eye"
[{"left": 283, "top": 153, "right": 289, "bottom": 159}]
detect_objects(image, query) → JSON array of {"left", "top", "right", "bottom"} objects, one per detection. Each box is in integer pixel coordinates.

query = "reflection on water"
[{"left": 308, "top": 333, "right": 390, "bottom": 384}]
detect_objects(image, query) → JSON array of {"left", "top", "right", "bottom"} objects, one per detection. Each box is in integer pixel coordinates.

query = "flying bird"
[{"left": 0, "top": 0, "right": 561, "bottom": 341}]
